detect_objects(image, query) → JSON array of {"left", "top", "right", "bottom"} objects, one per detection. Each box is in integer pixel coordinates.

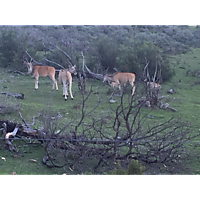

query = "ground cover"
[{"left": 1, "top": 48, "right": 200, "bottom": 174}]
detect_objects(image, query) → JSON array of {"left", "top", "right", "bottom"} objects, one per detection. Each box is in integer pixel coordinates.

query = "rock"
[
  {"left": 167, "top": 89, "right": 174, "bottom": 94},
  {"left": 109, "top": 99, "right": 117, "bottom": 103}
]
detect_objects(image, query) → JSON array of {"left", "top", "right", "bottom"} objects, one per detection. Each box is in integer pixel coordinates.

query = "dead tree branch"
[
  {"left": 1, "top": 83, "right": 198, "bottom": 174},
  {"left": 45, "top": 59, "right": 65, "bottom": 69},
  {"left": 36, "top": 88, "right": 199, "bottom": 173},
  {"left": 0, "top": 92, "right": 24, "bottom": 99},
  {"left": 25, "top": 51, "right": 44, "bottom": 65},
  {"left": 50, "top": 43, "right": 73, "bottom": 66}
]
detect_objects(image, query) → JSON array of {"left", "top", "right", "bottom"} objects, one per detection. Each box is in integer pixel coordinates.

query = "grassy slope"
[
  {"left": 0, "top": 71, "right": 113, "bottom": 174},
  {"left": 1, "top": 48, "right": 200, "bottom": 174}
]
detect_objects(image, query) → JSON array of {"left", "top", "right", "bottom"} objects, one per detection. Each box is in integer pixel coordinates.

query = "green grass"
[{"left": 1, "top": 48, "right": 200, "bottom": 174}]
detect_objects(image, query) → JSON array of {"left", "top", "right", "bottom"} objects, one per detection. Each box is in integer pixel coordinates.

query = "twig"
[
  {"left": 11, "top": 70, "right": 26, "bottom": 75},
  {"left": 50, "top": 43, "right": 73, "bottom": 66},
  {"left": 18, "top": 109, "right": 29, "bottom": 127},
  {"left": 45, "top": 59, "right": 65, "bottom": 69},
  {"left": 166, "top": 107, "right": 177, "bottom": 112}
]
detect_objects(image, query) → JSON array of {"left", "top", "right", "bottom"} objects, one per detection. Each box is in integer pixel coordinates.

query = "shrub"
[
  {"left": 117, "top": 39, "right": 174, "bottom": 82},
  {"left": 105, "top": 159, "right": 145, "bottom": 175},
  {"left": 0, "top": 27, "right": 18, "bottom": 68},
  {"left": 87, "top": 35, "right": 118, "bottom": 72},
  {"left": 91, "top": 35, "right": 174, "bottom": 82}
]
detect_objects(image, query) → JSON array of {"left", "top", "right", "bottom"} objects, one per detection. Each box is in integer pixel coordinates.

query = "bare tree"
[
  {"left": 142, "top": 60, "right": 163, "bottom": 107},
  {"left": 1, "top": 86, "right": 199, "bottom": 174},
  {"left": 36, "top": 88, "right": 199, "bottom": 174}
]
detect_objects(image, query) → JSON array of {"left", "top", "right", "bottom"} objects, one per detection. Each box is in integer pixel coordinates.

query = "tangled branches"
[
  {"left": 1, "top": 85, "right": 199, "bottom": 174},
  {"left": 38, "top": 87, "right": 200, "bottom": 174}
]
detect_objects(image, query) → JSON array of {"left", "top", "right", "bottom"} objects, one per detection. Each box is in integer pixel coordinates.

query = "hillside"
[
  {"left": 0, "top": 48, "right": 200, "bottom": 174},
  {"left": 1, "top": 25, "right": 200, "bottom": 174}
]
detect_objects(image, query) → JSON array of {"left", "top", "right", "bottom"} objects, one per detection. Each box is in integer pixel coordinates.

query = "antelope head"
[
  {"left": 103, "top": 74, "right": 113, "bottom": 83},
  {"left": 68, "top": 65, "right": 77, "bottom": 75},
  {"left": 24, "top": 57, "right": 33, "bottom": 74},
  {"left": 103, "top": 74, "right": 110, "bottom": 82},
  {"left": 103, "top": 75, "right": 107, "bottom": 82},
  {"left": 26, "top": 62, "right": 33, "bottom": 74}
]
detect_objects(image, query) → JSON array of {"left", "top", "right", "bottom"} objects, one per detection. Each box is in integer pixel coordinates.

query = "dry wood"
[
  {"left": 84, "top": 64, "right": 103, "bottom": 80},
  {"left": 0, "top": 92, "right": 24, "bottom": 99}
]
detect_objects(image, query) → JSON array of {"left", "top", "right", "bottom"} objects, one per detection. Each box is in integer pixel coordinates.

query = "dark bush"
[
  {"left": 0, "top": 27, "right": 18, "bottom": 68},
  {"left": 88, "top": 35, "right": 174, "bottom": 82}
]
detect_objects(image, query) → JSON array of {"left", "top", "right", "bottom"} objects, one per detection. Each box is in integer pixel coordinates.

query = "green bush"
[
  {"left": 105, "top": 159, "right": 145, "bottom": 175},
  {"left": 86, "top": 35, "right": 119, "bottom": 73},
  {"left": 117, "top": 39, "right": 174, "bottom": 82},
  {"left": 91, "top": 36, "right": 174, "bottom": 82},
  {"left": 0, "top": 27, "right": 18, "bottom": 68}
]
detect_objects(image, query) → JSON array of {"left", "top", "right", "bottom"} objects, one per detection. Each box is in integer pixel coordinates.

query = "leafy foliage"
[
  {"left": 0, "top": 27, "right": 18, "bottom": 68},
  {"left": 0, "top": 25, "right": 199, "bottom": 81}
]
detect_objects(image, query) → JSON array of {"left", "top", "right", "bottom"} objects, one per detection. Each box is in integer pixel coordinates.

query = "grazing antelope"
[
  {"left": 146, "top": 81, "right": 161, "bottom": 90},
  {"left": 103, "top": 72, "right": 136, "bottom": 96},
  {"left": 108, "top": 80, "right": 120, "bottom": 88},
  {"left": 25, "top": 62, "right": 58, "bottom": 90},
  {"left": 58, "top": 65, "right": 77, "bottom": 100}
]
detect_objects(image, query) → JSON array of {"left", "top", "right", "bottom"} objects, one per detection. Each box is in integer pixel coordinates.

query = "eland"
[
  {"left": 146, "top": 81, "right": 161, "bottom": 90},
  {"left": 25, "top": 62, "right": 58, "bottom": 90},
  {"left": 58, "top": 65, "right": 77, "bottom": 100},
  {"left": 103, "top": 72, "right": 136, "bottom": 96}
]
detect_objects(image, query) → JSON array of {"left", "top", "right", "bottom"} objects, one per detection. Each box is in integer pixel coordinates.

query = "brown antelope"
[
  {"left": 146, "top": 81, "right": 161, "bottom": 90},
  {"left": 25, "top": 62, "right": 58, "bottom": 90},
  {"left": 103, "top": 72, "right": 136, "bottom": 96},
  {"left": 58, "top": 65, "right": 77, "bottom": 100},
  {"left": 108, "top": 80, "right": 120, "bottom": 88}
]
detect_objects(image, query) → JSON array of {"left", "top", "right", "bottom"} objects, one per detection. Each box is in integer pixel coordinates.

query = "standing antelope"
[
  {"left": 103, "top": 72, "right": 136, "bottom": 96},
  {"left": 25, "top": 62, "right": 58, "bottom": 90},
  {"left": 58, "top": 65, "right": 77, "bottom": 100}
]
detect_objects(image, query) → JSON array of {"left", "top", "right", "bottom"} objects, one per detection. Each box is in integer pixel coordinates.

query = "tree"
[
  {"left": 84, "top": 34, "right": 119, "bottom": 74},
  {"left": 0, "top": 27, "right": 18, "bottom": 68},
  {"left": 117, "top": 39, "right": 174, "bottom": 82}
]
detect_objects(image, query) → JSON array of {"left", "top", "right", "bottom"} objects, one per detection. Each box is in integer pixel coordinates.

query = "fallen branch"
[
  {"left": 5, "top": 125, "right": 19, "bottom": 151},
  {"left": 166, "top": 107, "right": 177, "bottom": 112},
  {"left": 11, "top": 70, "right": 26, "bottom": 75},
  {"left": 0, "top": 119, "right": 41, "bottom": 151},
  {"left": 0, "top": 92, "right": 24, "bottom": 99}
]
